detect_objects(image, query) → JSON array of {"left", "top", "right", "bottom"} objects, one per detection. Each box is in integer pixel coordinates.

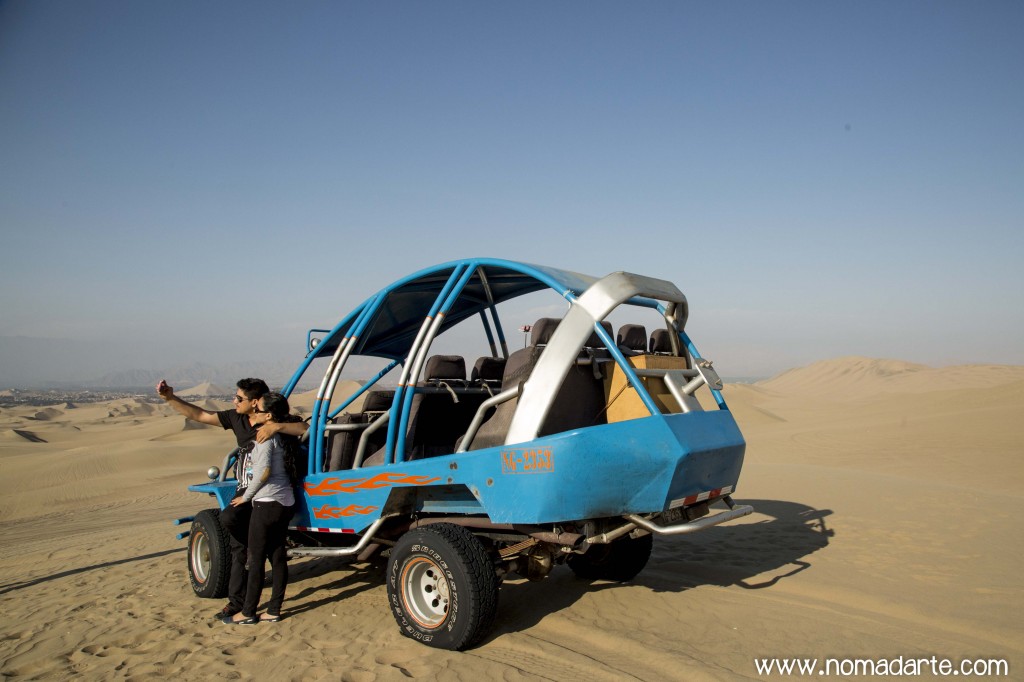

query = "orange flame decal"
[
  {"left": 304, "top": 471, "right": 442, "bottom": 496},
  {"left": 313, "top": 504, "right": 379, "bottom": 519}
]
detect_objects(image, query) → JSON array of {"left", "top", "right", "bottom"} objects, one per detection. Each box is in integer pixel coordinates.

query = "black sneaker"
[{"left": 214, "top": 605, "right": 240, "bottom": 619}]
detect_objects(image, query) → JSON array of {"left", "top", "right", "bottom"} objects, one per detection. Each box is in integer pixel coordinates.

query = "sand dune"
[
  {"left": 182, "top": 419, "right": 217, "bottom": 431},
  {"left": 287, "top": 387, "right": 320, "bottom": 411},
  {"left": 4, "top": 429, "right": 47, "bottom": 443},
  {"left": 287, "top": 381, "right": 365, "bottom": 411},
  {"left": 0, "top": 357, "right": 1021, "bottom": 679},
  {"left": 760, "top": 355, "right": 1024, "bottom": 397},
  {"left": 179, "top": 382, "right": 231, "bottom": 397},
  {"left": 29, "top": 407, "right": 62, "bottom": 421}
]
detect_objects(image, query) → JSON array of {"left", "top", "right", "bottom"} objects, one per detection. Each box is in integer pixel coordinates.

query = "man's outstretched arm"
[
  {"left": 255, "top": 420, "right": 309, "bottom": 443},
  {"left": 156, "top": 380, "right": 222, "bottom": 426}
]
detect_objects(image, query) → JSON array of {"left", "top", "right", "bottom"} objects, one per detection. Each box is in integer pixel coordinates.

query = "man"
[{"left": 157, "top": 377, "right": 306, "bottom": 619}]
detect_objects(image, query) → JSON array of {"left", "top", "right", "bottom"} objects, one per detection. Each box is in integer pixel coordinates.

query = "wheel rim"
[
  {"left": 400, "top": 557, "right": 451, "bottom": 629},
  {"left": 191, "top": 530, "right": 210, "bottom": 584}
]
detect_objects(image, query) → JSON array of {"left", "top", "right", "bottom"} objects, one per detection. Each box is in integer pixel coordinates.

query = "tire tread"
[
  {"left": 189, "top": 508, "right": 231, "bottom": 598},
  {"left": 388, "top": 523, "right": 499, "bottom": 650}
]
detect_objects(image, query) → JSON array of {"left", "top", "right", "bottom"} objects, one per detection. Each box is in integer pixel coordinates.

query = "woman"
[{"left": 223, "top": 392, "right": 303, "bottom": 625}]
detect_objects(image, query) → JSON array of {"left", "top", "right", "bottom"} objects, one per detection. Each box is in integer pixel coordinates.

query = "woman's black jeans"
[{"left": 242, "top": 500, "right": 294, "bottom": 618}]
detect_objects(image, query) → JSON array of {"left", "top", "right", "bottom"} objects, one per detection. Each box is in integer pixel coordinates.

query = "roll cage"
[{"left": 282, "top": 258, "right": 728, "bottom": 476}]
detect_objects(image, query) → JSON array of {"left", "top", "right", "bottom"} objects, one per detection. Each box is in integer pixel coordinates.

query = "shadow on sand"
[
  {"left": 270, "top": 499, "right": 832, "bottom": 642},
  {"left": 0, "top": 548, "right": 184, "bottom": 596},
  {"left": 486, "top": 499, "right": 833, "bottom": 641},
  {"left": 283, "top": 555, "right": 387, "bottom": 617},
  {"left": 0, "top": 499, "right": 830, "bottom": 646}
]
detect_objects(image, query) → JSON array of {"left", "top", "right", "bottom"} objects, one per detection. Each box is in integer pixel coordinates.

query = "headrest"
[
  {"left": 531, "top": 318, "right": 561, "bottom": 346},
  {"left": 501, "top": 345, "right": 542, "bottom": 387},
  {"left": 531, "top": 318, "right": 613, "bottom": 349},
  {"left": 583, "top": 320, "right": 613, "bottom": 349},
  {"left": 649, "top": 329, "right": 674, "bottom": 354},
  {"left": 617, "top": 324, "right": 647, "bottom": 352},
  {"left": 362, "top": 390, "right": 395, "bottom": 412},
  {"left": 471, "top": 356, "right": 506, "bottom": 383},
  {"left": 423, "top": 355, "right": 466, "bottom": 381}
]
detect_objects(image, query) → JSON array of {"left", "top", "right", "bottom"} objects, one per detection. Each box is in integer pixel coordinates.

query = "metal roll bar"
[
  {"left": 287, "top": 518, "right": 387, "bottom": 558},
  {"left": 585, "top": 497, "right": 754, "bottom": 544},
  {"left": 454, "top": 387, "right": 519, "bottom": 453},
  {"left": 353, "top": 412, "right": 391, "bottom": 468}
]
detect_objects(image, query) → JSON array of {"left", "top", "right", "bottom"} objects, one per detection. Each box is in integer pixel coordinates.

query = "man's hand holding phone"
[{"left": 156, "top": 379, "right": 174, "bottom": 400}]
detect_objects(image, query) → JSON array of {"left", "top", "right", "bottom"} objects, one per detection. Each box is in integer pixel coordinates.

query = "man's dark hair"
[{"left": 236, "top": 378, "right": 270, "bottom": 400}]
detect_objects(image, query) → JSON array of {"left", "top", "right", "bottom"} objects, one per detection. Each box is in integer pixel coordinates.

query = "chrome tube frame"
[
  {"left": 633, "top": 367, "right": 703, "bottom": 413},
  {"left": 454, "top": 387, "right": 519, "bottom": 453},
  {"left": 585, "top": 499, "right": 754, "bottom": 544},
  {"left": 287, "top": 517, "right": 386, "bottom": 558},
  {"left": 353, "top": 411, "right": 390, "bottom": 468},
  {"left": 324, "top": 422, "right": 371, "bottom": 432},
  {"left": 624, "top": 505, "right": 753, "bottom": 536}
]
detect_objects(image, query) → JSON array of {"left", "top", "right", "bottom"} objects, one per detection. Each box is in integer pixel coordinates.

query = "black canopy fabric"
[{"left": 313, "top": 259, "right": 597, "bottom": 360}]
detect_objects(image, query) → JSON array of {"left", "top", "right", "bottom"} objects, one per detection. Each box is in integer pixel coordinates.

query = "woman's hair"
[
  {"left": 259, "top": 392, "right": 305, "bottom": 486},
  {"left": 260, "top": 392, "right": 298, "bottom": 423}
]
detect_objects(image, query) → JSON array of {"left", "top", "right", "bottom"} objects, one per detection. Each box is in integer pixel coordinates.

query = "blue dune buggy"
[{"left": 178, "top": 259, "right": 751, "bottom": 650}]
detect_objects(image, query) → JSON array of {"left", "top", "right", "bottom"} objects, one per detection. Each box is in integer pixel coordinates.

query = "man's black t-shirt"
[
  {"left": 217, "top": 409, "right": 258, "bottom": 447},
  {"left": 218, "top": 410, "right": 258, "bottom": 491}
]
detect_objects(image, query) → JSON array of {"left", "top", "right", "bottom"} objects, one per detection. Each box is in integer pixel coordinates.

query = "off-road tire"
[
  {"left": 188, "top": 509, "right": 231, "bottom": 598},
  {"left": 387, "top": 523, "right": 499, "bottom": 650},
  {"left": 568, "top": 532, "right": 653, "bottom": 582}
]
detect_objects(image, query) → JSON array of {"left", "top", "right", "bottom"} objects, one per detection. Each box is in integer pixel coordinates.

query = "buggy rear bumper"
[
  {"left": 586, "top": 496, "right": 753, "bottom": 544},
  {"left": 626, "top": 502, "right": 753, "bottom": 536}
]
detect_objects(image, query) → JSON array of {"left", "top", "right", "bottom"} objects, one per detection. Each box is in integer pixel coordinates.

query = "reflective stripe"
[
  {"left": 669, "top": 485, "right": 734, "bottom": 508},
  {"left": 290, "top": 526, "right": 356, "bottom": 534}
]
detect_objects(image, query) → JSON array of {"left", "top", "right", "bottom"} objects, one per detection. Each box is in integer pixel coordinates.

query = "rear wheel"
[
  {"left": 188, "top": 509, "right": 230, "bottom": 598},
  {"left": 387, "top": 523, "right": 499, "bottom": 650},
  {"left": 568, "top": 532, "right": 653, "bottom": 582}
]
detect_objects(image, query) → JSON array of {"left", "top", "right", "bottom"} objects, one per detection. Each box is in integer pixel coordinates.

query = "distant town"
[{"left": 0, "top": 387, "right": 211, "bottom": 408}]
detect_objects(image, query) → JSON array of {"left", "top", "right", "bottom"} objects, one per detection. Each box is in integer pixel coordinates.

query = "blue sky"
[{"left": 1, "top": 1, "right": 1022, "bottom": 385}]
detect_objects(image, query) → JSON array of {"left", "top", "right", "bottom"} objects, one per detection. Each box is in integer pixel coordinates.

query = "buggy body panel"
[{"left": 280, "top": 406, "right": 743, "bottom": 531}]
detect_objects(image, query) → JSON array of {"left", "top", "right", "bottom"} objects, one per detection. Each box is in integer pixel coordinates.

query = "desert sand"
[{"left": 1, "top": 358, "right": 1021, "bottom": 680}]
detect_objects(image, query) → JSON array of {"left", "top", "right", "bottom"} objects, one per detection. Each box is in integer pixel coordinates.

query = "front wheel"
[
  {"left": 188, "top": 509, "right": 230, "bottom": 598},
  {"left": 386, "top": 523, "right": 499, "bottom": 650},
  {"left": 567, "top": 532, "right": 653, "bottom": 582}
]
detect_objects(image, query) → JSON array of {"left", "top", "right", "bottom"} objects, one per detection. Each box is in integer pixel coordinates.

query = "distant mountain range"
[
  {"left": 0, "top": 335, "right": 335, "bottom": 390},
  {"left": 178, "top": 381, "right": 232, "bottom": 397},
  {"left": 2, "top": 334, "right": 766, "bottom": 390},
  {"left": 27, "top": 356, "right": 390, "bottom": 392},
  {"left": 83, "top": 361, "right": 303, "bottom": 390}
]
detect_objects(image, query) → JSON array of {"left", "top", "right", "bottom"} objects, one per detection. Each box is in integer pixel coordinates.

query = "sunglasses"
[
  {"left": 252, "top": 406, "right": 266, "bottom": 413},
  {"left": 232, "top": 394, "right": 249, "bottom": 403}
]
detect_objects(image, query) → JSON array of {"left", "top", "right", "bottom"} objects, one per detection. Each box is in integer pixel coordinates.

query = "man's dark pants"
[{"left": 218, "top": 492, "right": 252, "bottom": 611}]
